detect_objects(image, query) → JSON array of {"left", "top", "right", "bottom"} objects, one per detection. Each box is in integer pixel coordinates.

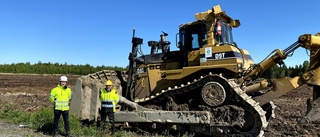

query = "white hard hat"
[{"left": 60, "top": 76, "right": 68, "bottom": 82}]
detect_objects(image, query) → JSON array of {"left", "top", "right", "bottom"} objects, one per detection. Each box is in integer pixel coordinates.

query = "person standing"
[
  {"left": 50, "top": 76, "right": 72, "bottom": 137},
  {"left": 100, "top": 80, "right": 119, "bottom": 135}
]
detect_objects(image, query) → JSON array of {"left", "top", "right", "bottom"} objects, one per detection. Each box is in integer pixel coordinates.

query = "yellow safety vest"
[
  {"left": 100, "top": 88, "right": 119, "bottom": 112},
  {"left": 50, "top": 85, "right": 72, "bottom": 111}
]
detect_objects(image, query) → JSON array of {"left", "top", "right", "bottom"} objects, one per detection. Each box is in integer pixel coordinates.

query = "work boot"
[
  {"left": 66, "top": 131, "right": 70, "bottom": 137},
  {"left": 111, "top": 127, "right": 115, "bottom": 135},
  {"left": 53, "top": 131, "right": 58, "bottom": 137}
]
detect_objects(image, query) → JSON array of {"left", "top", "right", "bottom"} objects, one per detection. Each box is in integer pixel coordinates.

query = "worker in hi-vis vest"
[
  {"left": 50, "top": 76, "right": 72, "bottom": 137},
  {"left": 100, "top": 80, "right": 119, "bottom": 135}
]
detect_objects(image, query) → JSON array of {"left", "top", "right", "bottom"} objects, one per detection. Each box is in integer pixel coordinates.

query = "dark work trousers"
[
  {"left": 101, "top": 111, "right": 115, "bottom": 134},
  {"left": 53, "top": 110, "right": 70, "bottom": 133}
]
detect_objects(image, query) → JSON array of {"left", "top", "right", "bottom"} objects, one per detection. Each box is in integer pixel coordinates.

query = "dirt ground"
[{"left": 0, "top": 73, "right": 320, "bottom": 136}]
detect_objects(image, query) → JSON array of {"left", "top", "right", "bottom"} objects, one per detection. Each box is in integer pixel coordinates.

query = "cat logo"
[{"left": 215, "top": 53, "right": 225, "bottom": 59}]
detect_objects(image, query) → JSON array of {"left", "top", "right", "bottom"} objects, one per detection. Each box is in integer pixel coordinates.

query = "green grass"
[
  {"left": 0, "top": 102, "right": 102, "bottom": 136},
  {"left": 0, "top": 103, "right": 32, "bottom": 124},
  {"left": 0, "top": 102, "right": 191, "bottom": 137}
]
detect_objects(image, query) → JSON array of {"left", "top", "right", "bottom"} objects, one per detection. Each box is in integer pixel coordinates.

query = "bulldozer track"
[{"left": 133, "top": 72, "right": 268, "bottom": 136}]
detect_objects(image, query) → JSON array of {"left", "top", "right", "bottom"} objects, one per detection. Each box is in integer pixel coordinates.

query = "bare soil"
[
  {"left": 0, "top": 74, "right": 79, "bottom": 136},
  {"left": 0, "top": 73, "right": 319, "bottom": 136}
]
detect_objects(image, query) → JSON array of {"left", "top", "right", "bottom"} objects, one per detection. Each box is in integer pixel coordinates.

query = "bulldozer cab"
[
  {"left": 178, "top": 23, "right": 207, "bottom": 50},
  {"left": 178, "top": 20, "right": 235, "bottom": 50},
  {"left": 178, "top": 19, "right": 237, "bottom": 67},
  {"left": 137, "top": 5, "right": 241, "bottom": 70}
]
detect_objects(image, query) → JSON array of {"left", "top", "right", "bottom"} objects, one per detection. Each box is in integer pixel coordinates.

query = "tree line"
[
  {"left": 261, "top": 60, "right": 310, "bottom": 79},
  {"left": 0, "top": 61, "right": 310, "bottom": 78},
  {"left": 0, "top": 62, "right": 128, "bottom": 75}
]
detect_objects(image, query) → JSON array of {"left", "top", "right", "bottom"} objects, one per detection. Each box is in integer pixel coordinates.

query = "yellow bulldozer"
[{"left": 69, "top": 5, "right": 320, "bottom": 136}]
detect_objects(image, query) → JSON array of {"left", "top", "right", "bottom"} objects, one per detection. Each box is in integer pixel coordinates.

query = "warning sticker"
[{"left": 205, "top": 47, "right": 212, "bottom": 58}]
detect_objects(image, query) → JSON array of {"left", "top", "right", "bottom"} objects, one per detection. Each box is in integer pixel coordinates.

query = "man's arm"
[
  {"left": 68, "top": 88, "right": 72, "bottom": 100},
  {"left": 49, "top": 88, "right": 56, "bottom": 103},
  {"left": 68, "top": 88, "right": 72, "bottom": 107}
]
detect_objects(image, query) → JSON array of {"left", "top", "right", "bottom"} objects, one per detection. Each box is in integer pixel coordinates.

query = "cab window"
[{"left": 191, "top": 34, "right": 200, "bottom": 49}]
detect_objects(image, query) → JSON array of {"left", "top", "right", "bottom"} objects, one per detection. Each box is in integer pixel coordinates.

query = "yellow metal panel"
[
  {"left": 188, "top": 50, "right": 200, "bottom": 62},
  {"left": 212, "top": 5, "right": 222, "bottom": 14},
  {"left": 147, "top": 68, "right": 161, "bottom": 91},
  {"left": 195, "top": 11, "right": 210, "bottom": 21},
  {"left": 134, "top": 73, "right": 150, "bottom": 99},
  {"left": 307, "top": 67, "right": 320, "bottom": 86},
  {"left": 188, "top": 50, "right": 200, "bottom": 66},
  {"left": 194, "top": 5, "right": 222, "bottom": 21}
]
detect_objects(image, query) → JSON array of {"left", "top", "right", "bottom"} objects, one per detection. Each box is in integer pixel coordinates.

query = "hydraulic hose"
[{"left": 283, "top": 41, "right": 301, "bottom": 55}]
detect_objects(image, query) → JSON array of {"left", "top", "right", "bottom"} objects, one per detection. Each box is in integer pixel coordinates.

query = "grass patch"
[
  {"left": 0, "top": 102, "right": 98, "bottom": 136},
  {"left": 0, "top": 103, "right": 139, "bottom": 136},
  {"left": 0, "top": 102, "right": 191, "bottom": 137},
  {"left": 0, "top": 103, "right": 32, "bottom": 124},
  {"left": 30, "top": 107, "right": 97, "bottom": 136}
]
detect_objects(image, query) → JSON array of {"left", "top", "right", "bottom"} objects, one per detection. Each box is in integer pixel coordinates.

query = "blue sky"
[{"left": 0, "top": 0, "right": 319, "bottom": 68}]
